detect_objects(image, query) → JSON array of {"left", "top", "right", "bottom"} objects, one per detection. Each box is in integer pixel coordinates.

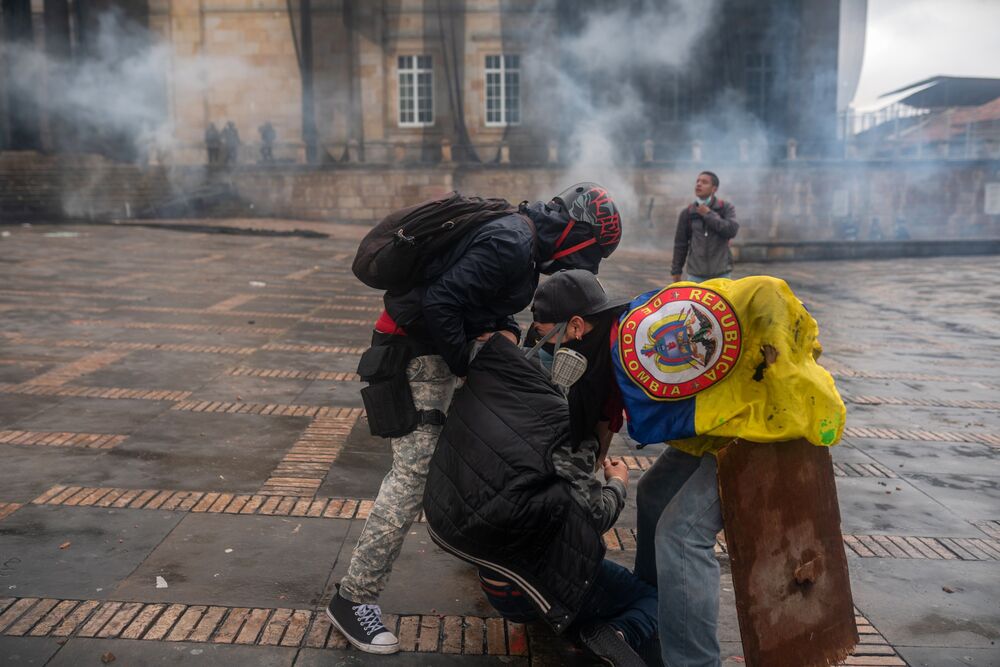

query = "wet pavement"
[{"left": 0, "top": 221, "right": 998, "bottom": 666}]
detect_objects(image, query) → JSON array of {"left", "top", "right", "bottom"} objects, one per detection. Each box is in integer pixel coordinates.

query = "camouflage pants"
[{"left": 339, "top": 354, "right": 457, "bottom": 604}]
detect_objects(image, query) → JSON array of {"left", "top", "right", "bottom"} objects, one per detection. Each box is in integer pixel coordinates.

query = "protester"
[
  {"left": 671, "top": 171, "right": 739, "bottom": 283},
  {"left": 204, "top": 123, "right": 221, "bottom": 166},
  {"left": 495, "top": 270, "right": 843, "bottom": 667},
  {"left": 423, "top": 324, "right": 655, "bottom": 666},
  {"left": 329, "top": 185, "right": 623, "bottom": 654},
  {"left": 616, "top": 275, "right": 845, "bottom": 667},
  {"left": 424, "top": 270, "right": 662, "bottom": 665},
  {"left": 221, "top": 121, "right": 240, "bottom": 166},
  {"left": 259, "top": 121, "right": 276, "bottom": 163}
]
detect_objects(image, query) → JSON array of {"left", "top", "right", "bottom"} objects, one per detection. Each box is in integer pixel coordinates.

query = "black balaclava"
[
  {"left": 562, "top": 308, "right": 622, "bottom": 450},
  {"left": 521, "top": 201, "right": 603, "bottom": 275},
  {"left": 523, "top": 307, "right": 624, "bottom": 451}
]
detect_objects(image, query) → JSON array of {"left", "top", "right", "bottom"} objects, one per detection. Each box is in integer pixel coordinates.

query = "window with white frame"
[
  {"left": 485, "top": 54, "right": 520, "bottom": 126},
  {"left": 398, "top": 55, "right": 433, "bottom": 127}
]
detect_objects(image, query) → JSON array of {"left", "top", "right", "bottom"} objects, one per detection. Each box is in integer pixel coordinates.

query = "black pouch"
[
  {"left": 357, "top": 344, "right": 418, "bottom": 438},
  {"left": 357, "top": 344, "right": 410, "bottom": 382}
]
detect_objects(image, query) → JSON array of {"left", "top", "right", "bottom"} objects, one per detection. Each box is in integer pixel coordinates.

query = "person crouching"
[{"left": 423, "top": 310, "right": 656, "bottom": 666}]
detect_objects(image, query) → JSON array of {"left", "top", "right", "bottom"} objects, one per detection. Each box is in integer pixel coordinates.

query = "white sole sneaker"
[{"left": 325, "top": 606, "right": 400, "bottom": 655}]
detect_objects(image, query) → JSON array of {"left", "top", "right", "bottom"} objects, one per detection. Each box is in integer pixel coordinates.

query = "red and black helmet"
[{"left": 552, "top": 183, "right": 623, "bottom": 259}]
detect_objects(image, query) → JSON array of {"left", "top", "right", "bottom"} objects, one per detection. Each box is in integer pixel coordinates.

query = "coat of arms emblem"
[{"left": 619, "top": 285, "right": 742, "bottom": 400}]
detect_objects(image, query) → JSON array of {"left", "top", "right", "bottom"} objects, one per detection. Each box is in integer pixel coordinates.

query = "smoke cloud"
[
  {"left": 517, "top": 0, "right": 782, "bottom": 247},
  {"left": 2, "top": 9, "right": 255, "bottom": 161},
  {"left": 1, "top": 9, "right": 257, "bottom": 215}
]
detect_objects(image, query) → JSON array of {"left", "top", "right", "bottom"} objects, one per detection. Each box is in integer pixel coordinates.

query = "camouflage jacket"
[{"left": 551, "top": 438, "right": 627, "bottom": 534}]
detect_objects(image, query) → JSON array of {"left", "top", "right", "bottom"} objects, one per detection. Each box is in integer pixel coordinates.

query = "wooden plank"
[{"left": 717, "top": 439, "right": 858, "bottom": 667}]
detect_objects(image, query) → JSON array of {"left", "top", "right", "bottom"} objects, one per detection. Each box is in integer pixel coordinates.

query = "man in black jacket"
[
  {"left": 671, "top": 171, "right": 739, "bottom": 283},
  {"left": 327, "top": 184, "right": 623, "bottom": 654},
  {"left": 424, "top": 330, "right": 656, "bottom": 667},
  {"left": 426, "top": 271, "right": 659, "bottom": 665}
]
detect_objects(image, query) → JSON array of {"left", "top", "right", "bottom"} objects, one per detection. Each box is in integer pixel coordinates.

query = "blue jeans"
[
  {"left": 479, "top": 559, "right": 657, "bottom": 651},
  {"left": 635, "top": 447, "right": 724, "bottom": 667},
  {"left": 686, "top": 272, "right": 731, "bottom": 283}
]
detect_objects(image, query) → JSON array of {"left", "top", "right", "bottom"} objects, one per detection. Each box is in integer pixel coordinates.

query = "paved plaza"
[{"left": 0, "top": 221, "right": 998, "bottom": 666}]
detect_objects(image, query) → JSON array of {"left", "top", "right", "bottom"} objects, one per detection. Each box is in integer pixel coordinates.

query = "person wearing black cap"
[{"left": 528, "top": 269, "right": 633, "bottom": 463}]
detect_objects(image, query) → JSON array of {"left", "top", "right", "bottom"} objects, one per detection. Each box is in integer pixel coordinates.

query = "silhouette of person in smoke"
[
  {"left": 259, "top": 121, "right": 276, "bottom": 163},
  {"left": 205, "top": 123, "right": 222, "bottom": 166},
  {"left": 869, "top": 216, "right": 884, "bottom": 241},
  {"left": 221, "top": 121, "right": 241, "bottom": 166}
]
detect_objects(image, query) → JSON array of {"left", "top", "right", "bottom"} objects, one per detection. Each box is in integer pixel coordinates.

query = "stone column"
[
  {"left": 1, "top": 0, "right": 42, "bottom": 150},
  {"left": 42, "top": 0, "right": 72, "bottom": 151},
  {"left": 168, "top": 0, "right": 206, "bottom": 164},
  {"left": 355, "top": 2, "right": 385, "bottom": 163}
]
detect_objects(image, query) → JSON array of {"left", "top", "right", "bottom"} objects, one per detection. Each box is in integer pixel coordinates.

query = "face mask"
[
  {"left": 525, "top": 323, "right": 589, "bottom": 392},
  {"left": 550, "top": 347, "right": 588, "bottom": 390}
]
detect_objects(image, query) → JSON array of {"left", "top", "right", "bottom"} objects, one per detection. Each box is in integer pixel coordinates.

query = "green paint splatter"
[{"left": 818, "top": 417, "right": 838, "bottom": 445}]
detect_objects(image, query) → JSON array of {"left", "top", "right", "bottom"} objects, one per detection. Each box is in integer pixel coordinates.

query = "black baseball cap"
[{"left": 531, "top": 269, "right": 632, "bottom": 323}]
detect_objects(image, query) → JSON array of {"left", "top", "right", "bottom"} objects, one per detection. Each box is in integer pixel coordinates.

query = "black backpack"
[{"left": 352, "top": 192, "right": 524, "bottom": 292}]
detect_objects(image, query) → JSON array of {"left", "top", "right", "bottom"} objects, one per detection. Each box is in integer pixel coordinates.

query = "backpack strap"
[{"left": 418, "top": 409, "right": 447, "bottom": 426}]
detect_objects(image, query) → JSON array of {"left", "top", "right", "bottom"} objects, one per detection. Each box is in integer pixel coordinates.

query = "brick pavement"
[{"left": 1, "top": 224, "right": 998, "bottom": 665}]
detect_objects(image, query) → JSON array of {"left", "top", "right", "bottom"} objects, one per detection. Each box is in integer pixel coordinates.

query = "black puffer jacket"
[{"left": 423, "top": 335, "right": 605, "bottom": 633}]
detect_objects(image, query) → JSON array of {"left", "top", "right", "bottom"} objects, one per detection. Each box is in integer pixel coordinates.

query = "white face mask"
[
  {"left": 525, "top": 322, "right": 588, "bottom": 392},
  {"left": 550, "top": 347, "right": 588, "bottom": 389}
]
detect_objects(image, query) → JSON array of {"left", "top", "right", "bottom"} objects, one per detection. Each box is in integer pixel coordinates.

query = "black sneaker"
[
  {"left": 578, "top": 624, "right": 646, "bottom": 667},
  {"left": 326, "top": 589, "right": 399, "bottom": 654}
]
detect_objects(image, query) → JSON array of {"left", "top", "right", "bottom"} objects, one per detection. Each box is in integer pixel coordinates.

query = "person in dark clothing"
[
  {"left": 328, "top": 184, "right": 624, "bottom": 655},
  {"left": 464, "top": 271, "right": 658, "bottom": 666},
  {"left": 425, "top": 271, "right": 661, "bottom": 665},
  {"left": 258, "top": 121, "right": 276, "bottom": 163},
  {"left": 221, "top": 121, "right": 241, "bottom": 166},
  {"left": 424, "top": 328, "right": 655, "bottom": 667},
  {"left": 204, "top": 123, "right": 221, "bottom": 166},
  {"left": 671, "top": 171, "right": 739, "bottom": 283}
]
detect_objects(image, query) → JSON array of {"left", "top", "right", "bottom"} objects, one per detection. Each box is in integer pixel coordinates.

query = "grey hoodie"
[{"left": 670, "top": 197, "right": 739, "bottom": 278}]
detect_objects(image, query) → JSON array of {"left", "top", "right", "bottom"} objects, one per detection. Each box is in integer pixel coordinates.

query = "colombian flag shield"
[{"left": 612, "top": 276, "right": 845, "bottom": 456}]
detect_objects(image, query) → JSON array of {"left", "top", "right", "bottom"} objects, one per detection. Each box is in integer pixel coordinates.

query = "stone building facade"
[{"left": 2, "top": 0, "right": 852, "bottom": 165}]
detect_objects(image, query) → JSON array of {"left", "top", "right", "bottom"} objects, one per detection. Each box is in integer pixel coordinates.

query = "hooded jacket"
[
  {"left": 423, "top": 335, "right": 606, "bottom": 633},
  {"left": 671, "top": 197, "right": 739, "bottom": 278},
  {"left": 384, "top": 202, "right": 602, "bottom": 377}
]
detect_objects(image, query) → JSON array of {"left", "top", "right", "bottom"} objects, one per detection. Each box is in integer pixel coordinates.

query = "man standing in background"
[{"left": 671, "top": 171, "right": 739, "bottom": 283}]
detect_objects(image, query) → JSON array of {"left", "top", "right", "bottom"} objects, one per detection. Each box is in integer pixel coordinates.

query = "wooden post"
[{"left": 716, "top": 439, "right": 858, "bottom": 667}]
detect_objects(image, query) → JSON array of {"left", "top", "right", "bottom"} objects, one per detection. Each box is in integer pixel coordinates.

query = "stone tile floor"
[{"left": 0, "top": 222, "right": 998, "bottom": 665}]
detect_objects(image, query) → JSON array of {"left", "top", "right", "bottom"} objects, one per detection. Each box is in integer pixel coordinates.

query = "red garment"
[{"left": 375, "top": 309, "right": 407, "bottom": 335}]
